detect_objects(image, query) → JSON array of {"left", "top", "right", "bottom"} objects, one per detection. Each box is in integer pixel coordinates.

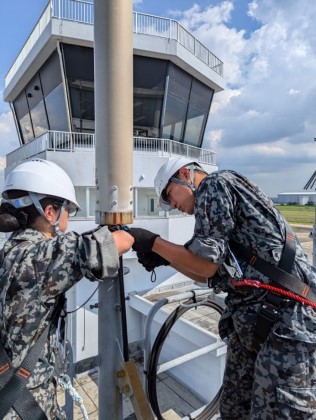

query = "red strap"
[{"left": 231, "top": 279, "right": 316, "bottom": 309}]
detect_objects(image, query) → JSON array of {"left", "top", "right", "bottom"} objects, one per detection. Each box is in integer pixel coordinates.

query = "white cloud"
[
  {"left": 171, "top": 0, "right": 316, "bottom": 196},
  {"left": 0, "top": 157, "right": 6, "bottom": 170},
  {"left": 0, "top": 112, "right": 19, "bottom": 153},
  {"left": 0, "top": 112, "right": 19, "bottom": 190},
  {"left": 288, "top": 88, "right": 300, "bottom": 96}
]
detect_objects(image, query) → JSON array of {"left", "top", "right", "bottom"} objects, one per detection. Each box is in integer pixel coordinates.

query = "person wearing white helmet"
[
  {"left": 2, "top": 159, "right": 81, "bottom": 235},
  {"left": 154, "top": 157, "right": 204, "bottom": 212},
  {"left": 129, "top": 158, "right": 316, "bottom": 420},
  {"left": 0, "top": 159, "right": 134, "bottom": 419}
]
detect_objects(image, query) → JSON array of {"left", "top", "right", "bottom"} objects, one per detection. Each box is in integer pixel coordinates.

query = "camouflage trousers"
[{"left": 220, "top": 330, "right": 316, "bottom": 419}]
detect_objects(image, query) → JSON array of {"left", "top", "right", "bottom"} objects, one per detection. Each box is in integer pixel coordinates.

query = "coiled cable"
[{"left": 146, "top": 296, "right": 224, "bottom": 419}]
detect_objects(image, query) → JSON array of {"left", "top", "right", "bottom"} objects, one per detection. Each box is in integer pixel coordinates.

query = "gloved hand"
[
  {"left": 129, "top": 227, "right": 159, "bottom": 252},
  {"left": 137, "top": 251, "right": 170, "bottom": 272},
  {"left": 107, "top": 224, "right": 130, "bottom": 232}
]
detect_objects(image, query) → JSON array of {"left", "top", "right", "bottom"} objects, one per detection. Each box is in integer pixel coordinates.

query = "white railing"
[
  {"left": 52, "top": 0, "right": 93, "bottom": 23},
  {"left": 133, "top": 12, "right": 223, "bottom": 74},
  {"left": 133, "top": 137, "right": 216, "bottom": 165},
  {"left": 5, "top": 0, "right": 223, "bottom": 88},
  {"left": 6, "top": 131, "right": 216, "bottom": 167}
]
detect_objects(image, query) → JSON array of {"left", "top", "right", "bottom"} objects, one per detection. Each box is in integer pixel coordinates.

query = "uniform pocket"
[{"left": 276, "top": 386, "right": 316, "bottom": 418}]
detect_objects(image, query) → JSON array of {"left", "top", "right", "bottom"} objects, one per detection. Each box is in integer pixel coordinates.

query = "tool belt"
[{"left": 230, "top": 222, "right": 316, "bottom": 352}]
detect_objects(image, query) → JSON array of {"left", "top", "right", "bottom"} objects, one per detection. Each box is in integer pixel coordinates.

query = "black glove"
[
  {"left": 107, "top": 224, "right": 130, "bottom": 232},
  {"left": 129, "top": 227, "right": 159, "bottom": 252},
  {"left": 137, "top": 251, "right": 170, "bottom": 272}
]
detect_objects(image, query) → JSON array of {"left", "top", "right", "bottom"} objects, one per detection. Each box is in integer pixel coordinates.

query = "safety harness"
[
  {"left": 0, "top": 323, "right": 50, "bottom": 419},
  {"left": 230, "top": 223, "right": 316, "bottom": 352},
  {"left": 0, "top": 294, "right": 66, "bottom": 419},
  {"left": 0, "top": 239, "right": 66, "bottom": 419}
]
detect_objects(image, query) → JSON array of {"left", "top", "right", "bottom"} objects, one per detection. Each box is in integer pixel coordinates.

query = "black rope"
[
  {"left": 66, "top": 284, "right": 100, "bottom": 314},
  {"left": 146, "top": 296, "right": 224, "bottom": 420},
  {"left": 118, "top": 256, "right": 129, "bottom": 362},
  {"left": 151, "top": 269, "right": 157, "bottom": 283}
]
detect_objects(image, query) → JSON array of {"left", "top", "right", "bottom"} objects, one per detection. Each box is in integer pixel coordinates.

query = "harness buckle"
[
  {"left": 253, "top": 292, "right": 283, "bottom": 352},
  {"left": 258, "top": 302, "right": 279, "bottom": 324}
]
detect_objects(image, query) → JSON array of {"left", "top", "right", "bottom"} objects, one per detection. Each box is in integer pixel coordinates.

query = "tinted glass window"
[
  {"left": 30, "top": 100, "right": 49, "bottom": 137},
  {"left": 134, "top": 90, "right": 163, "bottom": 137},
  {"left": 25, "top": 74, "right": 43, "bottom": 109},
  {"left": 19, "top": 113, "right": 34, "bottom": 142},
  {"left": 190, "top": 78, "right": 213, "bottom": 110},
  {"left": 14, "top": 91, "right": 29, "bottom": 120},
  {"left": 168, "top": 64, "right": 191, "bottom": 102},
  {"left": 162, "top": 94, "right": 187, "bottom": 141},
  {"left": 133, "top": 56, "right": 167, "bottom": 137},
  {"left": 45, "top": 83, "right": 68, "bottom": 131},
  {"left": 40, "top": 50, "right": 62, "bottom": 96},
  {"left": 62, "top": 44, "right": 94, "bottom": 81},
  {"left": 69, "top": 82, "right": 95, "bottom": 120},
  {"left": 134, "top": 56, "right": 167, "bottom": 90},
  {"left": 183, "top": 105, "right": 208, "bottom": 147}
]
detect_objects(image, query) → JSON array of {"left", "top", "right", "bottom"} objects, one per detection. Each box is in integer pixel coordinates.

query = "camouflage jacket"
[
  {"left": 186, "top": 170, "right": 316, "bottom": 347},
  {"left": 0, "top": 226, "right": 119, "bottom": 389}
]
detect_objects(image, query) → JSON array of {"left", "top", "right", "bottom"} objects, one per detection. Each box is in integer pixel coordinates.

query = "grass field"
[{"left": 276, "top": 205, "right": 315, "bottom": 225}]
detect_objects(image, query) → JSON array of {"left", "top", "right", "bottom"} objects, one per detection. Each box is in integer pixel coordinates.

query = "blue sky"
[{"left": 1, "top": 0, "right": 316, "bottom": 196}]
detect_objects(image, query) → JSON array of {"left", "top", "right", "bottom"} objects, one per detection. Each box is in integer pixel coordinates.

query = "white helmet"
[
  {"left": 154, "top": 157, "right": 201, "bottom": 211},
  {"left": 2, "top": 159, "right": 80, "bottom": 211}
]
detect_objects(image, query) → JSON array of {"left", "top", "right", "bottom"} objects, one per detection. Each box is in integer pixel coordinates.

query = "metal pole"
[
  {"left": 98, "top": 277, "right": 123, "bottom": 419},
  {"left": 94, "top": 0, "right": 133, "bottom": 418},
  {"left": 94, "top": 0, "right": 133, "bottom": 226}
]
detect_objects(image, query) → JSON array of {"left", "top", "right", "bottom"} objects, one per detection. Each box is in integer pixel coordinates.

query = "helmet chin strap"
[
  {"left": 29, "top": 192, "right": 66, "bottom": 235},
  {"left": 170, "top": 163, "right": 196, "bottom": 193}
]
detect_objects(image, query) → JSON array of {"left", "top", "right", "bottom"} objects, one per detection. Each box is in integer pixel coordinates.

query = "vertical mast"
[
  {"left": 94, "top": 0, "right": 133, "bottom": 418},
  {"left": 94, "top": 0, "right": 133, "bottom": 226}
]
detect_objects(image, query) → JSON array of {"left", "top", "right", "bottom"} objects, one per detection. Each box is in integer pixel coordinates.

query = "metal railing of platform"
[
  {"left": 6, "top": 131, "right": 216, "bottom": 167},
  {"left": 5, "top": 0, "right": 223, "bottom": 87}
]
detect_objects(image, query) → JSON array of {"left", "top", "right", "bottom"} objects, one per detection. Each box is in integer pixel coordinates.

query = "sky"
[{"left": 1, "top": 0, "right": 316, "bottom": 197}]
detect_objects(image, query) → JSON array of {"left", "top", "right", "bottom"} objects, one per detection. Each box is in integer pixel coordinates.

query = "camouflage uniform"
[
  {"left": 0, "top": 226, "right": 119, "bottom": 419},
  {"left": 186, "top": 170, "right": 316, "bottom": 419}
]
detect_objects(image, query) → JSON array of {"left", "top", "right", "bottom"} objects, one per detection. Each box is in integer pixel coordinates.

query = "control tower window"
[
  {"left": 183, "top": 104, "right": 208, "bottom": 147},
  {"left": 18, "top": 113, "right": 34, "bottom": 142},
  {"left": 30, "top": 100, "right": 49, "bottom": 138},
  {"left": 162, "top": 95, "right": 187, "bottom": 141},
  {"left": 133, "top": 56, "right": 167, "bottom": 138},
  {"left": 162, "top": 63, "right": 214, "bottom": 148},
  {"left": 45, "top": 83, "right": 69, "bottom": 131}
]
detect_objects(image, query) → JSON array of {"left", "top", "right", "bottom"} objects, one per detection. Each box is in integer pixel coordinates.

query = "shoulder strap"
[
  {"left": 231, "top": 223, "right": 316, "bottom": 304},
  {"left": 0, "top": 323, "right": 49, "bottom": 418},
  {"left": 278, "top": 221, "right": 296, "bottom": 273}
]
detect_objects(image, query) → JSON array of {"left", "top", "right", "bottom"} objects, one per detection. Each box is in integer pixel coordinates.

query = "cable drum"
[{"left": 146, "top": 297, "right": 224, "bottom": 420}]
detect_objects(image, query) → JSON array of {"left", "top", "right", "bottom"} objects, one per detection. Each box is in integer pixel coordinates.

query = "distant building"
[{"left": 277, "top": 192, "right": 316, "bottom": 205}]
